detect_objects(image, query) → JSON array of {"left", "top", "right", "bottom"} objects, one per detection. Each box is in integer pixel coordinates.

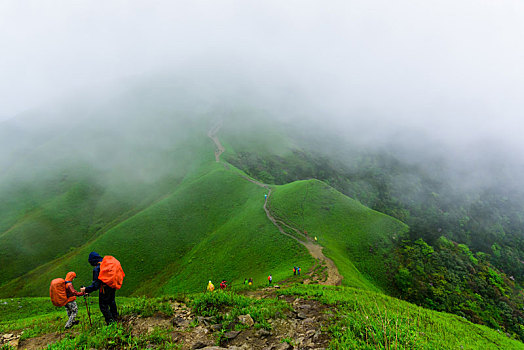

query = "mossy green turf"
[{"left": 269, "top": 179, "right": 409, "bottom": 292}]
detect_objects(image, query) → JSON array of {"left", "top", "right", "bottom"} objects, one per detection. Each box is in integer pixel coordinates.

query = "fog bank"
[{"left": 1, "top": 1, "right": 524, "bottom": 169}]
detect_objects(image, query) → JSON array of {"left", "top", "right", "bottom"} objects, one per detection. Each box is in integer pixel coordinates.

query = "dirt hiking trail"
[
  {"left": 208, "top": 121, "right": 225, "bottom": 162},
  {"left": 208, "top": 124, "right": 342, "bottom": 286}
]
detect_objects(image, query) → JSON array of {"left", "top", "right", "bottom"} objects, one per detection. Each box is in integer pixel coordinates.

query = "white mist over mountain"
[{"left": 1, "top": 1, "right": 523, "bottom": 160}]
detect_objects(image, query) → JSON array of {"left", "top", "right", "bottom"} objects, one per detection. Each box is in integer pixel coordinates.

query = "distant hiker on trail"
[
  {"left": 298, "top": 267, "right": 301, "bottom": 275},
  {"left": 293, "top": 267, "right": 296, "bottom": 275},
  {"left": 81, "top": 252, "right": 123, "bottom": 325},
  {"left": 244, "top": 278, "right": 248, "bottom": 285},
  {"left": 207, "top": 281, "right": 215, "bottom": 292},
  {"left": 248, "top": 277, "right": 253, "bottom": 286},
  {"left": 220, "top": 280, "right": 227, "bottom": 290},
  {"left": 264, "top": 194, "right": 267, "bottom": 201},
  {"left": 268, "top": 275, "right": 272, "bottom": 286}
]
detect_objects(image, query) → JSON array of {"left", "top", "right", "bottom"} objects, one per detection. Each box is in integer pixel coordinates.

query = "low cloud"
[{"left": 1, "top": 1, "right": 523, "bottom": 178}]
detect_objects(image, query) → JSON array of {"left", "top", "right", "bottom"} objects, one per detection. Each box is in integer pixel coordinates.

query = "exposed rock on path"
[{"left": 157, "top": 292, "right": 331, "bottom": 349}]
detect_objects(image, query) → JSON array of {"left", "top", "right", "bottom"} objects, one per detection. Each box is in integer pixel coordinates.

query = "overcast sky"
[{"left": 1, "top": 1, "right": 524, "bottom": 153}]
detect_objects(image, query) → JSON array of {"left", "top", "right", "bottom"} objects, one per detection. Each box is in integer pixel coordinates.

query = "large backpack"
[
  {"left": 98, "top": 256, "right": 125, "bottom": 289},
  {"left": 50, "top": 278, "right": 75, "bottom": 306}
]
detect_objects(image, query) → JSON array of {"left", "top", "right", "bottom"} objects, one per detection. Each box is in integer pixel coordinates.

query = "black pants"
[{"left": 99, "top": 286, "right": 118, "bottom": 324}]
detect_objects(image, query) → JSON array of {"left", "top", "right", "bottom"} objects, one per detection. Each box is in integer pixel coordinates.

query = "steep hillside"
[
  {"left": 2, "top": 108, "right": 522, "bottom": 341},
  {"left": 269, "top": 179, "right": 409, "bottom": 292},
  {"left": 0, "top": 112, "right": 413, "bottom": 298},
  {"left": 0, "top": 121, "right": 211, "bottom": 287},
  {"left": 0, "top": 162, "right": 314, "bottom": 296}
]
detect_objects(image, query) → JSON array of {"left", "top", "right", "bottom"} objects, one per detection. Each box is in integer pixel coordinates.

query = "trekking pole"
[{"left": 83, "top": 293, "right": 92, "bottom": 328}]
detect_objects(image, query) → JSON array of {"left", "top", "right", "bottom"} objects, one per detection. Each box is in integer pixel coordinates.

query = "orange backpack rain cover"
[
  {"left": 49, "top": 278, "right": 74, "bottom": 307},
  {"left": 98, "top": 256, "right": 125, "bottom": 289}
]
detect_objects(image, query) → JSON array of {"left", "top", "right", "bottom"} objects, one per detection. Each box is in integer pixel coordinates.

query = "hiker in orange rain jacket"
[
  {"left": 81, "top": 252, "right": 118, "bottom": 325},
  {"left": 64, "top": 271, "right": 84, "bottom": 329}
]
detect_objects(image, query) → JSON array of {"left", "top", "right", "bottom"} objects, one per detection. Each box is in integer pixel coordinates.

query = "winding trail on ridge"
[
  {"left": 207, "top": 122, "right": 225, "bottom": 162},
  {"left": 208, "top": 123, "right": 342, "bottom": 286}
]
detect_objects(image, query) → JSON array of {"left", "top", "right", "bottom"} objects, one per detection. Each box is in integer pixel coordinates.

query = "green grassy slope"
[
  {"left": 0, "top": 179, "right": 104, "bottom": 284},
  {"left": 0, "top": 111, "right": 214, "bottom": 288},
  {"left": 0, "top": 161, "right": 192, "bottom": 288},
  {"left": 269, "top": 179, "right": 409, "bottom": 292},
  {"left": 281, "top": 284, "right": 524, "bottom": 349},
  {"left": 0, "top": 162, "right": 313, "bottom": 297},
  {"left": 0, "top": 106, "right": 407, "bottom": 298}
]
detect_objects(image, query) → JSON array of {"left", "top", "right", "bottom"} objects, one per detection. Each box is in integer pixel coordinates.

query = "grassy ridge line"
[
  {"left": 212, "top": 127, "right": 343, "bottom": 286},
  {"left": 151, "top": 159, "right": 313, "bottom": 294},
  {"left": 156, "top": 190, "right": 312, "bottom": 294},
  {"left": 0, "top": 180, "right": 105, "bottom": 286},
  {"left": 0, "top": 181, "right": 181, "bottom": 294},
  {"left": 0, "top": 168, "right": 183, "bottom": 288},
  {"left": 0, "top": 163, "right": 231, "bottom": 296},
  {"left": 217, "top": 126, "right": 384, "bottom": 288},
  {"left": 0, "top": 162, "right": 314, "bottom": 297},
  {"left": 0, "top": 175, "right": 187, "bottom": 289},
  {"left": 269, "top": 179, "right": 409, "bottom": 292},
  {"left": 0, "top": 111, "right": 214, "bottom": 288},
  {"left": 2, "top": 117, "right": 403, "bottom": 296},
  {"left": 1, "top": 163, "right": 240, "bottom": 295}
]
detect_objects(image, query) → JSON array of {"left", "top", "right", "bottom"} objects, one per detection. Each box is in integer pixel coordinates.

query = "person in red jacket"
[
  {"left": 64, "top": 271, "right": 84, "bottom": 329},
  {"left": 220, "top": 280, "right": 227, "bottom": 290}
]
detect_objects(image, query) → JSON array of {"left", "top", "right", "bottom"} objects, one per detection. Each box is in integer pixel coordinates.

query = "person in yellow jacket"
[{"left": 207, "top": 280, "right": 215, "bottom": 292}]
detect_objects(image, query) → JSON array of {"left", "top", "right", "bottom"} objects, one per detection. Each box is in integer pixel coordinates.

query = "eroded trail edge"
[{"left": 208, "top": 124, "right": 342, "bottom": 286}]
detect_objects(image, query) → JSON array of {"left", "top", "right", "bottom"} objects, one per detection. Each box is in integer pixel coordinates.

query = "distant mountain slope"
[
  {"left": 0, "top": 162, "right": 315, "bottom": 296},
  {"left": 0, "top": 143, "right": 410, "bottom": 297},
  {"left": 0, "top": 128, "right": 211, "bottom": 288},
  {"left": 0, "top": 98, "right": 409, "bottom": 297},
  {"left": 269, "top": 179, "right": 409, "bottom": 292},
  {"left": 0, "top": 177, "right": 104, "bottom": 284}
]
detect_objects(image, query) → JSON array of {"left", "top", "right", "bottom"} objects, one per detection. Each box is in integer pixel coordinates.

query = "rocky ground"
[
  {"left": 124, "top": 292, "right": 332, "bottom": 350},
  {"left": 2, "top": 288, "right": 334, "bottom": 350}
]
